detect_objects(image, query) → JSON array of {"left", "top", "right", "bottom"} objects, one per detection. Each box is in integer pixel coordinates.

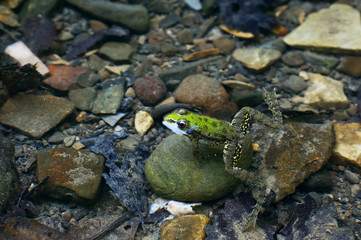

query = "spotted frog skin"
[{"left": 163, "top": 88, "right": 283, "bottom": 230}]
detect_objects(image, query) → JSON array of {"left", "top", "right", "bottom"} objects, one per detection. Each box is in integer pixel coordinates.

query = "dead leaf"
[
  {"left": 275, "top": 5, "right": 288, "bottom": 17},
  {"left": 220, "top": 24, "right": 254, "bottom": 39},
  {"left": 183, "top": 48, "right": 221, "bottom": 61},
  {"left": 0, "top": 5, "right": 19, "bottom": 27}
]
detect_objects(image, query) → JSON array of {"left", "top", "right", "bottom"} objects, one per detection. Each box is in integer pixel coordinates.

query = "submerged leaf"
[{"left": 81, "top": 133, "right": 149, "bottom": 217}]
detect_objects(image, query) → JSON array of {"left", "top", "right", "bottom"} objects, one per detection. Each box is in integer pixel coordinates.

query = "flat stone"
[
  {"left": 213, "top": 37, "right": 236, "bottom": 54},
  {"left": 282, "top": 75, "right": 307, "bottom": 93},
  {"left": 37, "top": 148, "right": 105, "bottom": 202},
  {"left": 101, "top": 112, "right": 126, "bottom": 127},
  {"left": 301, "top": 51, "right": 339, "bottom": 69},
  {"left": 336, "top": 56, "right": 361, "bottom": 77},
  {"left": 0, "top": 94, "right": 75, "bottom": 138},
  {"left": 68, "top": 87, "right": 96, "bottom": 111},
  {"left": 145, "top": 134, "right": 239, "bottom": 202},
  {"left": 91, "top": 78, "right": 124, "bottom": 114},
  {"left": 291, "top": 73, "right": 349, "bottom": 110},
  {"left": 99, "top": 42, "right": 134, "bottom": 62},
  {"left": 44, "top": 65, "right": 88, "bottom": 91},
  {"left": 332, "top": 123, "right": 361, "bottom": 172},
  {"left": 160, "top": 214, "right": 210, "bottom": 240},
  {"left": 252, "top": 123, "right": 333, "bottom": 202},
  {"left": 281, "top": 51, "right": 304, "bottom": 67},
  {"left": 283, "top": 4, "right": 361, "bottom": 54},
  {"left": 232, "top": 47, "right": 281, "bottom": 71}
]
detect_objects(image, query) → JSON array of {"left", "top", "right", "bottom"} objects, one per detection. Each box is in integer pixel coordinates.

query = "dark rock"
[
  {"left": 18, "top": 0, "right": 59, "bottom": 24},
  {"left": 0, "top": 81, "right": 8, "bottom": 106},
  {"left": 281, "top": 51, "right": 304, "bottom": 67},
  {"left": 161, "top": 43, "right": 178, "bottom": 57},
  {"left": 230, "top": 88, "right": 264, "bottom": 108},
  {"left": 176, "top": 28, "right": 194, "bottom": 44},
  {"left": 0, "top": 132, "right": 19, "bottom": 213},
  {"left": 302, "top": 51, "right": 339, "bottom": 69},
  {"left": 76, "top": 70, "right": 100, "bottom": 87},
  {"left": 261, "top": 38, "right": 287, "bottom": 53},
  {"left": 344, "top": 169, "right": 359, "bottom": 184},
  {"left": 159, "top": 55, "right": 224, "bottom": 82},
  {"left": 148, "top": 29, "right": 166, "bottom": 47},
  {"left": 133, "top": 76, "right": 167, "bottom": 106},
  {"left": 202, "top": 0, "right": 217, "bottom": 15},
  {"left": 159, "top": 13, "right": 179, "bottom": 29},
  {"left": 213, "top": 37, "right": 236, "bottom": 54},
  {"left": 0, "top": 94, "right": 75, "bottom": 138},
  {"left": 99, "top": 42, "right": 134, "bottom": 62},
  {"left": 67, "top": 0, "right": 149, "bottom": 32},
  {"left": 282, "top": 75, "right": 307, "bottom": 93},
  {"left": 68, "top": 87, "right": 96, "bottom": 111},
  {"left": 88, "top": 55, "right": 106, "bottom": 71},
  {"left": 148, "top": 0, "right": 172, "bottom": 14},
  {"left": 299, "top": 168, "right": 333, "bottom": 193}
]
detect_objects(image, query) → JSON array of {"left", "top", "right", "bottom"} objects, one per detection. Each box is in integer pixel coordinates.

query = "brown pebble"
[
  {"left": 345, "top": 210, "right": 352, "bottom": 217},
  {"left": 61, "top": 211, "right": 72, "bottom": 221},
  {"left": 338, "top": 165, "right": 345, "bottom": 171}
]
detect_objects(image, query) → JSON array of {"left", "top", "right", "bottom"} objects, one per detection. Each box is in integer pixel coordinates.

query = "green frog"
[{"left": 162, "top": 88, "right": 283, "bottom": 230}]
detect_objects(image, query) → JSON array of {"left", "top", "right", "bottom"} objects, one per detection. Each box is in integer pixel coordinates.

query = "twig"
[{"left": 86, "top": 213, "right": 131, "bottom": 240}]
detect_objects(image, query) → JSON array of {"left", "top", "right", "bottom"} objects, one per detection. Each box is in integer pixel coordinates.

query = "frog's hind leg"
[{"left": 263, "top": 87, "right": 283, "bottom": 126}]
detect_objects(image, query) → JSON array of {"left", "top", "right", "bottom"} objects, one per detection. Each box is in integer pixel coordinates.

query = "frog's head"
[{"left": 162, "top": 108, "right": 198, "bottom": 135}]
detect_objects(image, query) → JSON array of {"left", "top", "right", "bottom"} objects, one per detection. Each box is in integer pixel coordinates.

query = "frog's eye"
[{"left": 177, "top": 120, "right": 188, "bottom": 129}]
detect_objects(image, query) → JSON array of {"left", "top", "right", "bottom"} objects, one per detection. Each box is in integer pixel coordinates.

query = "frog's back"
[{"left": 194, "top": 114, "right": 237, "bottom": 141}]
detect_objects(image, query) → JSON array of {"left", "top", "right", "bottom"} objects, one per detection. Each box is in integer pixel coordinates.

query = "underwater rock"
[{"left": 145, "top": 134, "right": 239, "bottom": 202}]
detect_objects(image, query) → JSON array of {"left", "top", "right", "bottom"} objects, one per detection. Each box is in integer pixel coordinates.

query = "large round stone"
[{"left": 145, "top": 134, "right": 239, "bottom": 202}]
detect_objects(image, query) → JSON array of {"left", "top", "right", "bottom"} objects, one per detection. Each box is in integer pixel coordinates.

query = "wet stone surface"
[
  {"left": 37, "top": 148, "right": 105, "bottom": 203},
  {"left": 0, "top": 94, "right": 75, "bottom": 138}
]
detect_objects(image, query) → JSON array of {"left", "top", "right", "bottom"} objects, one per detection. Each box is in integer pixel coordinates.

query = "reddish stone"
[
  {"left": 174, "top": 74, "right": 230, "bottom": 111},
  {"left": 133, "top": 76, "right": 167, "bottom": 106},
  {"left": 148, "top": 29, "right": 166, "bottom": 47},
  {"left": 44, "top": 65, "right": 87, "bottom": 91}
]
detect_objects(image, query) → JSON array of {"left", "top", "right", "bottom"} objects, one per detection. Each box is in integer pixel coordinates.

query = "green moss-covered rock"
[{"left": 145, "top": 134, "right": 239, "bottom": 202}]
